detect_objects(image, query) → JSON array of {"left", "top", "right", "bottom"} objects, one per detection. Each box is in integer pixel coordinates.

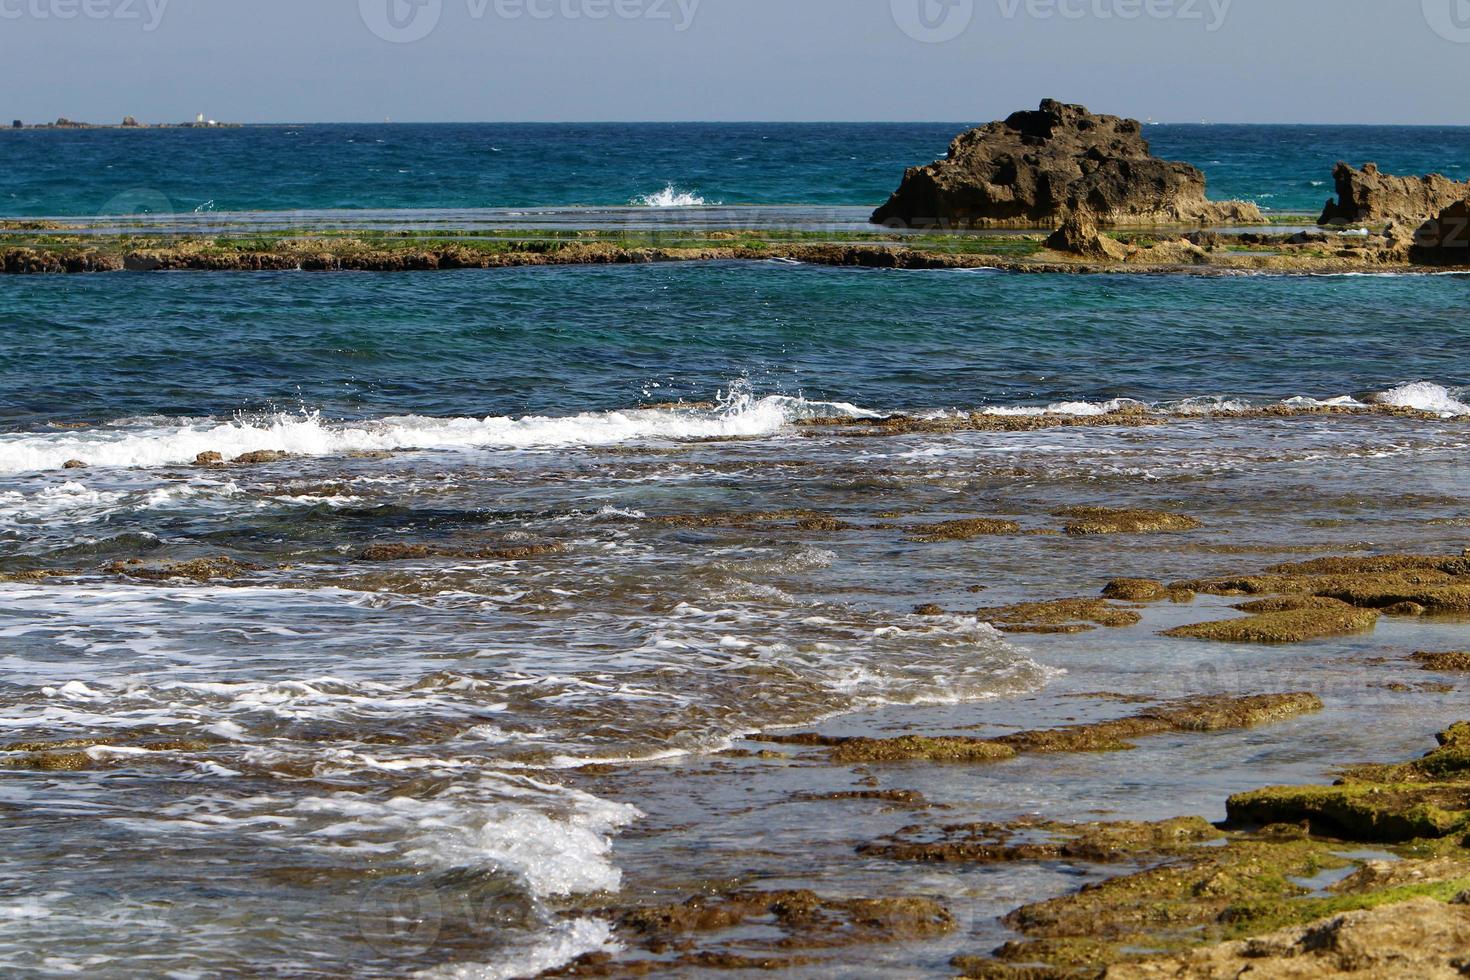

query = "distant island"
[{"left": 9, "top": 115, "right": 240, "bottom": 130}]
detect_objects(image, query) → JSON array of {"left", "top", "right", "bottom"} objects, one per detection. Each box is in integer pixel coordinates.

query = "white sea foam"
[
  {"left": 981, "top": 398, "right": 1145, "bottom": 417},
  {"left": 631, "top": 184, "right": 715, "bottom": 207},
  {"left": 282, "top": 778, "right": 640, "bottom": 896},
  {"left": 1373, "top": 381, "right": 1470, "bottom": 416},
  {"left": 106, "top": 774, "right": 640, "bottom": 899},
  {"left": 418, "top": 918, "right": 619, "bottom": 980},
  {"left": 0, "top": 389, "right": 874, "bottom": 475}
]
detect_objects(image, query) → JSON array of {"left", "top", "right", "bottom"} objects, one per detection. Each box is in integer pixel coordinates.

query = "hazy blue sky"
[{"left": 2, "top": 0, "right": 1467, "bottom": 124}]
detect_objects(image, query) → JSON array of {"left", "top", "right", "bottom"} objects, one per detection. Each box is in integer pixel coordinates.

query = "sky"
[{"left": 1, "top": 0, "right": 1467, "bottom": 125}]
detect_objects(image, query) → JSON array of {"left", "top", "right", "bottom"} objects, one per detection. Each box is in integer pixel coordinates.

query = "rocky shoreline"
[
  {"left": 1, "top": 228, "right": 1466, "bottom": 276},
  {"left": 553, "top": 547, "right": 1470, "bottom": 978}
]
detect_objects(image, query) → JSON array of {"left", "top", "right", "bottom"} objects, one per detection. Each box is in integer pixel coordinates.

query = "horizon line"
[{"left": 9, "top": 118, "right": 1470, "bottom": 129}]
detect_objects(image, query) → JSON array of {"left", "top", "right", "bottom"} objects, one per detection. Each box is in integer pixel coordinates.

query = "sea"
[{"left": 1, "top": 123, "right": 1469, "bottom": 978}]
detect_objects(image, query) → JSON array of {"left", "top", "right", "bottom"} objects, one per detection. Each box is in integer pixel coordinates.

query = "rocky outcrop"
[
  {"left": 1411, "top": 200, "right": 1470, "bottom": 266},
  {"left": 1043, "top": 210, "right": 1130, "bottom": 260},
  {"left": 871, "top": 100, "right": 1265, "bottom": 229},
  {"left": 1106, "top": 898, "right": 1470, "bottom": 979},
  {"left": 1319, "top": 162, "right": 1470, "bottom": 226}
]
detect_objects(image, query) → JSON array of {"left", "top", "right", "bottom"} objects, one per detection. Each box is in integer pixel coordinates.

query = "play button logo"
[
  {"left": 360, "top": 0, "right": 443, "bottom": 44},
  {"left": 1424, "top": 0, "right": 1470, "bottom": 42}
]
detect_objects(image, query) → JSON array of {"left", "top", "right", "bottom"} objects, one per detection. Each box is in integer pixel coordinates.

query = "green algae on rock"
[
  {"left": 906, "top": 518, "right": 1022, "bottom": 542},
  {"left": 763, "top": 733, "right": 1018, "bottom": 765},
  {"left": 1175, "top": 552, "right": 1470, "bottom": 616},
  {"left": 1227, "top": 724, "right": 1470, "bottom": 843},
  {"left": 357, "top": 542, "right": 565, "bottom": 563},
  {"left": 587, "top": 889, "right": 956, "bottom": 973},
  {"left": 860, "top": 816, "right": 1222, "bottom": 865},
  {"left": 1100, "top": 579, "right": 1170, "bottom": 602},
  {"left": 1162, "top": 605, "right": 1380, "bottom": 644},
  {"left": 1055, "top": 507, "right": 1202, "bottom": 536},
  {"left": 995, "top": 693, "right": 1323, "bottom": 754},
  {"left": 974, "top": 597, "right": 1144, "bottom": 634},
  {"left": 1101, "top": 896, "right": 1470, "bottom": 979},
  {"left": 1415, "top": 651, "right": 1470, "bottom": 672},
  {"left": 105, "top": 556, "right": 263, "bottom": 583},
  {"left": 759, "top": 694, "right": 1320, "bottom": 764}
]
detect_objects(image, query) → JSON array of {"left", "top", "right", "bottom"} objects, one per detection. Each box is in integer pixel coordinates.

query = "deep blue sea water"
[
  {"left": 1, "top": 122, "right": 1467, "bottom": 216},
  {"left": 3, "top": 123, "right": 1470, "bottom": 978},
  {"left": 2, "top": 264, "right": 1468, "bottom": 429}
]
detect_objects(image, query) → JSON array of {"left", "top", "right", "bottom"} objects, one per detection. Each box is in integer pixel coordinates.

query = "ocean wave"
[
  {"left": 0, "top": 385, "right": 877, "bottom": 475},
  {"left": 1372, "top": 381, "right": 1470, "bottom": 416},
  {"left": 419, "top": 918, "right": 619, "bottom": 980},
  {"left": 6, "top": 381, "right": 1465, "bottom": 478},
  {"left": 969, "top": 384, "right": 1469, "bottom": 419},
  {"left": 630, "top": 184, "right": 715, "bottom": 207}
]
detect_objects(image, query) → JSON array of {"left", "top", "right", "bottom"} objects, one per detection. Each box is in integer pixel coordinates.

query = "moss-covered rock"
[
  {"left": 1104, "top": 896, "right": 1470, "bottom": 979},
  {"left": 861, "top": 816, "right": 1222, "bottom": 865},
  {"left": 1414, "top": 651, "right": 1470, "bottom": 672},
  {"left": 1055, "top": 507, "right": 1202, "bottom": 536},
  {"left": 997, "top": 693, "right": 1322, "bottom": 753},
  {"left": 1162, "top": 606, "right": 1380, "bottom": 643},
  {"left": 907, "top": 518, "right": 1022, "bottom": 542},
  {"left": 357, "top": 542, "right": 564, "bottom": 562},
  {"left": 1101, "top": 579, "right": 1169, "bottom": 602},
  {"left": 975, "top": 597, "right": 1144, "bottom": 634},
  {"left": 105, "top": 556, "right": 263, "bottom": 583},
  {"left": 826, "top": 736, "right": 1017, "bottom": 764},
  {"left": 940, "top": 725, "right": 1470, "bottom": 977},
  {"left": 1227, "top": 725, "right": 1470, "bottom": 842},
  {"left": 761, "top": 694, "right": 1321, "bottom": 764}
]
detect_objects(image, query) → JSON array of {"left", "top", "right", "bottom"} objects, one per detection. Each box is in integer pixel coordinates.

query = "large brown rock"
[
  {"left": 1319, "top": 162, "right": 1470, "bottom": 226},
  {"left": 1105, "top": 897, "right": 1470, "bottom": 979},
  {"left": 1043, "top": 210, "right": 1130, "bottom": 260},
  {"left": 871, "top": 100, "right": 1264, "bottom": 229},
  {"left": 1410, "top": 200, "right": 1470, "bottom": 266}
]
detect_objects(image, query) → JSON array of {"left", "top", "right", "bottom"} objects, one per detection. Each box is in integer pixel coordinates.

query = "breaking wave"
[
  {"left": 630, "top": 184, "right": 714, "bottom": 207},
  {"left": 0, "top": 384, "right": 877, "bottom": 474},
  {"left": 1372, "top": 381, "right": 1470, "bottom": 416}
]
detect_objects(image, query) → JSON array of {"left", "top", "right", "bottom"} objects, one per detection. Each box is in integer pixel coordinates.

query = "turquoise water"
[
  {"left": 3, "top": 124, "right": 1470, "bottom": 978},
  {"left": 2, "top": 122, "right": 1468, "bottom": 216},
  {"left": 2, "top": 265, "right": 1469, "bottom": 428}
]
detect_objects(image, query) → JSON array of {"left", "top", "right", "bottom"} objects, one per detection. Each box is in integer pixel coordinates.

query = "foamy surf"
[
  {"left": 1372, "top": 381, "right": 1470, "bottom": 416},
  {"left": 630, "top": 184, "right": 715, "bottom": 207},
  {"left": 0, "top": 388, "right": 876, "bottom": 474},
  {"left": 417, "top": 918, "right": 620, "bottom": 980},
  {"left": 964, "top": 384, "right": 1470, "bottom": 420}
]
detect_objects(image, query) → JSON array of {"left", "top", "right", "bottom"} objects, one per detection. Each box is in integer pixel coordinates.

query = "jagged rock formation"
[
  {"left": 1043, "top": 210, "right": 1129, "bottom": 260},
  {"left": 1105, "top": 898, "right": 1470, "bottom": 979},
  {"left": 871, "top": 100, "right": 1265, "bottom": 229},
  {"left": 1319, "top": 162, "right": 1470, "bottom": 226},
  {"left": 1410, "top": 200, "right": 1470, "bottom": 266}
]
